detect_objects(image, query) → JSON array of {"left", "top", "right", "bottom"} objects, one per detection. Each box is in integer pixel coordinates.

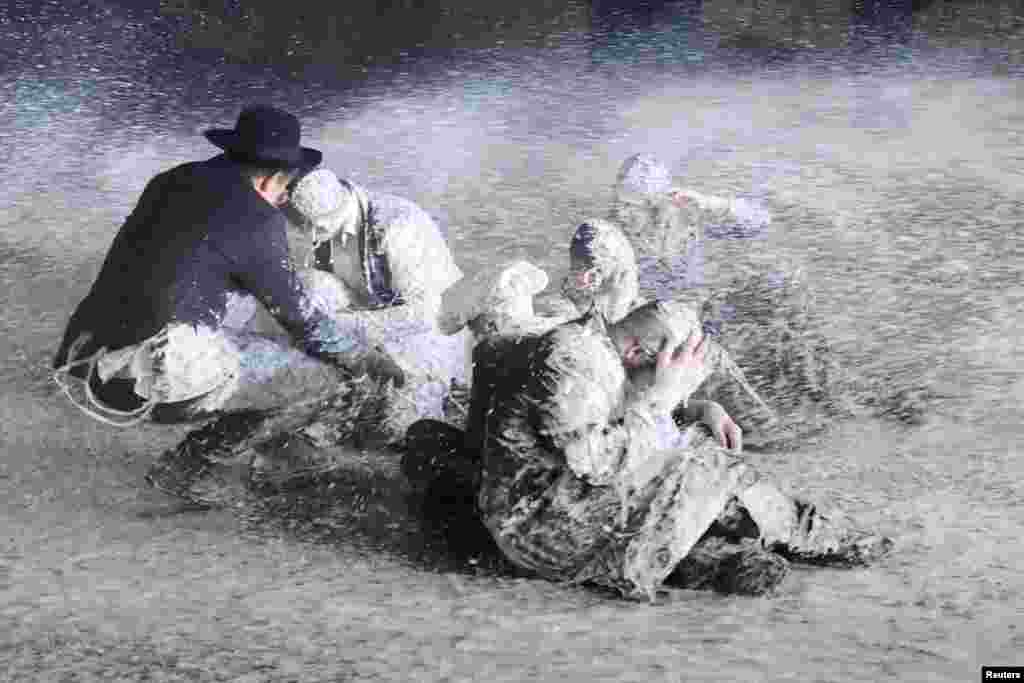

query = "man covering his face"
[{"left": 407, "top": 297, "right": 891, "bottom": 599}]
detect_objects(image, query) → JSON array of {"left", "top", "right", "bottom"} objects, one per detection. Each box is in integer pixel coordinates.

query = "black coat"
[{"left": 54, "top": 154, "right": 331, "bottom": 368}]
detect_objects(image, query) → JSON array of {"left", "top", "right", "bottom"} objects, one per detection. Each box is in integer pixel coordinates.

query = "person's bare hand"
[
  {"left": 649, "top": 331, "right": 708, "bottom": 408},
  {"left": 668, "top": 189, "right": 691, "bottom": 207},
  {"left": 363, "top": 348, "right": 406, "bottom": 388},
  {"left": 703, "top": 401, "right": 743, "bottom": 452},
  {"left": 656, "top": 330, "right": 707, "bottom": 376}
]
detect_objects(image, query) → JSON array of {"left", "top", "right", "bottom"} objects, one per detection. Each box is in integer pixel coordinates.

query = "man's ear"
[
  {"left": 253, "top": 171, "right": 289, "bottom": 200},
  {"left": 255, "top": 172, "right": 279, "bottom": 193},
  {"left": 621, "top": 338, "right": 647, "bottom": 367}
]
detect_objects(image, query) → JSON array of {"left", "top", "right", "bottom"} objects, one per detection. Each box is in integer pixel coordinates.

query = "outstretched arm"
[
  {"left": 226, "top": 220, "right": 404, "bottom": 384},
  {"left": 670, "top": 188, "right": 772, "bottom": 238}
]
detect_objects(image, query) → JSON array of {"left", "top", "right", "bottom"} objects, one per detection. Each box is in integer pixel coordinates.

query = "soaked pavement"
[{"left": 2, "top": 1, "right": 1023, "bottom": 680}]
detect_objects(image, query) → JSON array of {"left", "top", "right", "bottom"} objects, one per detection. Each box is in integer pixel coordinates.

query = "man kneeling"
[{"left": 408, "top": 300, "right": 891, "bottom": 599}]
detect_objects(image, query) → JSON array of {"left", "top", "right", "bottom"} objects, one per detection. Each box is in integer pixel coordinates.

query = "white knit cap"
[
  {"left": 438, "top": 261, "right": 549, "bottom": 335},
  {"left": 289, "top": 168, "right": 362, "bottom": 241},
  {"left": 568, "top": 218, "right": 637, "bottom": 277},
  {"left": 614, "top": 154, "right": 673, "bottom": 202},
  {"left": 650, "top": 298, "right": 702, "bottom": 347}
]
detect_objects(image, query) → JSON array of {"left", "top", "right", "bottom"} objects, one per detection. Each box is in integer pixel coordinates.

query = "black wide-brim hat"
[{"left": 204, "top": 104, "right": 322, "bottom": 170}]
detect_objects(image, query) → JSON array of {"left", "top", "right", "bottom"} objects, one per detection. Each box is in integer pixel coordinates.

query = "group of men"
[{"left": 53, "top": 105, "right": 891, "bottom": 600}]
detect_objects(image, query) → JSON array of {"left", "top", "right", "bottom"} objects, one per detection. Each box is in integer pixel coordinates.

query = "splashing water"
[{"left": 2, "top": 2, "right": 1023, "bottom": 680}]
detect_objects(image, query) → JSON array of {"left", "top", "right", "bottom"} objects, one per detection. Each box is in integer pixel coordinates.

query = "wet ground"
[{"left": 2, "top": 1, "right": 1023, "bottom": 680}]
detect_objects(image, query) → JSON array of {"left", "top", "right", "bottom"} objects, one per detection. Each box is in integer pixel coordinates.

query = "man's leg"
[
  {"left": 732, "top": 480, "right": 893, "bottom": 567},
  {"left": 673, "top": 432, "right": 893, "bottom": 570},
  {"left": 606, "top": 427, "right": 889, "bottom": 599},
  {"left": 145, "top": 333, "right": 354, "bottom": 505},
  {"left": 202, "top": 332, "right": 348, "bottom": 415},
  {"left": 666, "top": 496, "right": 788, "bottom": 595},
  {"left": 666, "top": 536, "right": 790, "bottom": 596},
  {"left": 399, "top": 419, "right": 506, "bottom": 569},
  {"left": 481, "top": 429, "right": 889, "bottom": 600},
  {"left": 400, "top": 419, "right": 480, "bottom": 497}
]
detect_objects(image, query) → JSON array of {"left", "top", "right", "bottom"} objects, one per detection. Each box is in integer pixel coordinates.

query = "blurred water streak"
[{"left": 1, "top": 1, "right": 1022, "bottom": 680}]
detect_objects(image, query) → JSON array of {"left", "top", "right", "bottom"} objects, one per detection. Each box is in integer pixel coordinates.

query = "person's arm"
[
  {"left": 224, "top": 218, "right": 404, "bottom": 384},
  {"left": 534, "top": 290, "right": 581, "bottom": 320},
  {"left": 669, "top": 188, "right": 771, "bottom": 238},
  {"left": 531, "top": 328, "right": 688, "bottom": 489},
  {"left": 676, "top": 399, "right": 743, "bottom": 452},
  {"left": 226, "top": 221, "right": 346, "bottom": 355},
  {"left": 370, "top": 198, "right": 463, "bottom": 325}
]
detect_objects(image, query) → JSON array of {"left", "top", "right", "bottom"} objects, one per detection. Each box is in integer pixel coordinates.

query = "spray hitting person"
[
  {"left": 406, "top": 294, "right": 892, "bottom": 598},
  {"left": 602, "top": 154, "right": 852, "bottom": 447}
]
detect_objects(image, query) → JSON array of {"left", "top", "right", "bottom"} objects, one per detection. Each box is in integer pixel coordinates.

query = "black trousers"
[{"left": 401, "top": 419, "right": 481, "bottom": 496}]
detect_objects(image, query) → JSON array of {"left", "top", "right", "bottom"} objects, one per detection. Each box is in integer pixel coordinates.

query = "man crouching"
[
  {"left": 51, "top": 106, "right": 403, "bottom": 503},
  {"left": 460, "top": 300, "right": 891, "bottom": 599}
]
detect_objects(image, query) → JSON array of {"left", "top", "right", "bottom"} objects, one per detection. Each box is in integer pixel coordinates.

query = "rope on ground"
[{"left": 51, "top": 333, "right": 158, "bottom": 428}]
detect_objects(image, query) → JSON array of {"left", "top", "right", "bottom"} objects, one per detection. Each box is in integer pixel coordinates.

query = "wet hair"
[
  {"left": 563, "top": 219, "right": 640, "bottom": 322},
  {"left": 234, "top": 158, "right": 302, "bottom": 185},
  {"left": 285, "top": 165, "right": 320, "bottom": 195},
  {"left": 567, "top": 219, "right": 635, "bottom": 275},
  {"left": 613, "top": 299, "right": 701, "bottom": 355},
  {"left": 614, "top": 301, "right": 675, "bottom": 346},
  {"left": 615, "top": 154, "right": 673, "bottom": 200},
  {"left": 569, "top": 221, "right": 599, "bottom": 270}
]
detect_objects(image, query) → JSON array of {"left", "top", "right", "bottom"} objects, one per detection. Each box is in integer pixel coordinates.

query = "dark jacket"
[{"left": 54, "top": 154, "right": 340, "bottom": 368}]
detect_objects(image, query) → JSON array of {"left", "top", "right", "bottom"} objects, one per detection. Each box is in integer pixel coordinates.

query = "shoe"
[
  {"left": 144, "top": 442, "right": 216, "bottom": 506},
  {"left": 773, "top": 503, "right": 894, "bottom": 567},
  {"left": 247, "top": 434, "right": 336, "bottom": 494},
  {"left": 713, "top": 541, "right": 791, "bottom": 595},
  {"left": 668, "top": 537, "right": 790, "bottom": 596}
]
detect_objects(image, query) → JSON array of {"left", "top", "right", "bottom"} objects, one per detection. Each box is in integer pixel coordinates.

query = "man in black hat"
[{"left": 52, "top": 104, "right": 403, "bottom": 428}]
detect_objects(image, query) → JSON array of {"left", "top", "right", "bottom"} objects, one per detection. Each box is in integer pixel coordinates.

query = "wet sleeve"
[
  {"left": 675, "top": 189, "right": 771, "bottom": 238},
  {"left": 379, "top": 200, "right": 463, "bottom": 323},
  {"left": 228, "top": 220, "right": 359, "bottom": 358},
  {"left": 534, "top": 333, "right": 671, "bottom": 487}
]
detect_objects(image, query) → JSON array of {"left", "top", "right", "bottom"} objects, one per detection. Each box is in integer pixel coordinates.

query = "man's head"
[
  {"left": 438, "top": 261, "right": 548, "bottom": 337},
  {"left": 204, "top": 105, "right": 322, "bottom": 207},
  {"left": 610, "top": 154, "right": 698, "bottom": 260},
  {"left": 562, "top": 218, "right": 639, "bottom": 322},
  {"left": 608, "top": 298, "right": 713, "bottom": 372},
  {"left": 614, "top": 154, "right": 673, "bottom": 204},
  {"left": 241, "top": 163, "right": 300, "bottom": 208},
  {"left": 288, "top": 169, "right": 365, "bottom": 245}
]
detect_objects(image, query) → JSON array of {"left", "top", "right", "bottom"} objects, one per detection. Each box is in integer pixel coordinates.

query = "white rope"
[
  {"left": 717, "top": 348, "right": 778, "bottom": 423},
  {"left": 52, "top": 334, "right": 158, "bottom": 428}
]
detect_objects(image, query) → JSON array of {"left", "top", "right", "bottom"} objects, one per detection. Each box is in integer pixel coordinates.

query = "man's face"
[
  {"left": 619, "top": 334, "right": 659, "bottom": 370},
  {"left": 618, "top": 335, "right": 661, "bottom": 396},
  {"left": 267, "top": 172, "right": 294, "bottom": 208},
  {"left": 562, "top": 265, "right": 601, "bottom": 298},
  {"left": 254, "top": 171, "right": 295, "bottom": 208}
]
